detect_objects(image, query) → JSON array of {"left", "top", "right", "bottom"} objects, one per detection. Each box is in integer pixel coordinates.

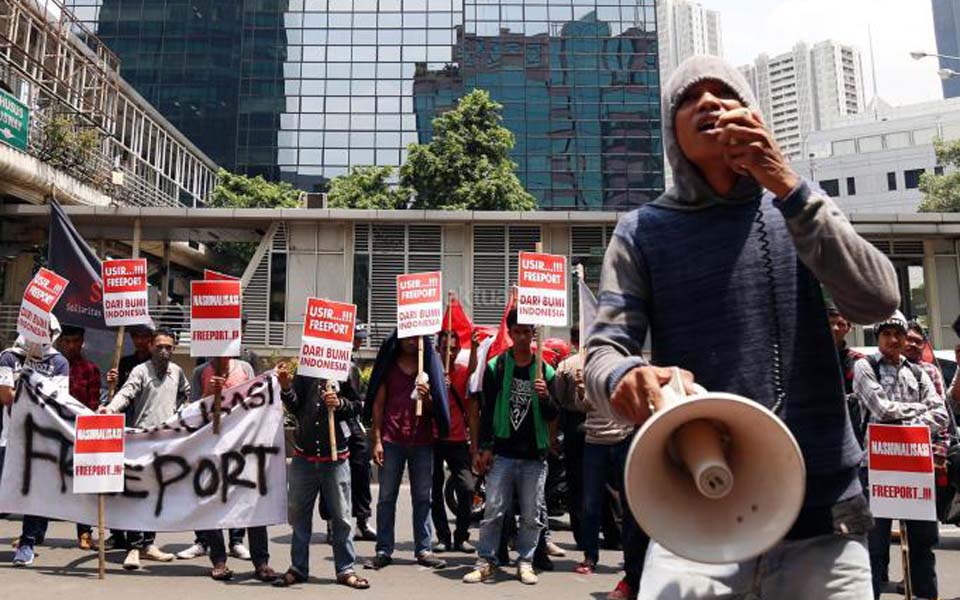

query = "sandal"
[
  {"left": 254, "top": 564, "right": 279, "bottom": 582},
  {"left": 210, "top": 564, "right": 234, "bottom": 581},
  {"left": 272, "top": 569, "right": 307, "bottom": 588},
  {"left": 574, "top": 560, "right": 595, "bottom": 575},
  {"left": 337, "top": 572, "right": 371, "bottom": 590}
]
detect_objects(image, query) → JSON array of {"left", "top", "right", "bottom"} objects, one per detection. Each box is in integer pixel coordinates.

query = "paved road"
[{"left": 0, "top": 491, "right": 958, "bottom": 599}]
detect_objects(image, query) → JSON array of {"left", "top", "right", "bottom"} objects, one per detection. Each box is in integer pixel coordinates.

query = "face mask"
[{"left": 152, "top": 346, "right": 172, "bottom": 371}]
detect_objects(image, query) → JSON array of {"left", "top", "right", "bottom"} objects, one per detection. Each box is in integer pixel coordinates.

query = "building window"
[
  {"left": 857, "top": 135, "right": 882, "bottom": 153},
  {"left": 846, "top": 177, "right": 856, "bottom": 196},
  {"left": 887, "top": 172, "right": 897, "bottom": 191},
  {"left": 904, "top": 169, "right": 926, "bottom": 189},
  {"left": 819, "top": 179, "right": 840, "bottom": 197},
  {"left": 935, "top": 166, "right": 944, "bottom": 176},
  {"left": 472, "top": 225, "right": 540, "bottom": 325},
  {"left": 832, "top": 139, "right": 856, "bottom": 156}
]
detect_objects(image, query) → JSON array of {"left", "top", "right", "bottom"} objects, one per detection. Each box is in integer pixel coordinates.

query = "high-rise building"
[
  {"left": 933, "top": 0, "right": 960, "bottom": 99},
  {"left": 739, "top": 40, "right": 864, "bottom": 160},
  {"left": 657, "top": 0, "right": 722, "bottom": 84},
  {"left": 66, "top": 0, "right": 662, "bottom": 209}
]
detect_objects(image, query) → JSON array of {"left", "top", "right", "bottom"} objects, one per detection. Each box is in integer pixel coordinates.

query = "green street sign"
[{"left": 0, "top": 90, "right": 29, "bottom": 151}]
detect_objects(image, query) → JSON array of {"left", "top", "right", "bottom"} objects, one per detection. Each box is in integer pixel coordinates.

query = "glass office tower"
[{"left": 70, "top": 0, "right": 662, "bottom": 208}]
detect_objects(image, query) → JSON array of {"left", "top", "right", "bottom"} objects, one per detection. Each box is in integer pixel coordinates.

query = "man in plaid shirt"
[{"left": 853, "top": 310, "right": 949, "bottom": 600}]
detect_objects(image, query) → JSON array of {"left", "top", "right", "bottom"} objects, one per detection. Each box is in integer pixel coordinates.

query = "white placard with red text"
[
  {"left": 102, "top": 258, "right": 150, "bottom": 327},
  {"left": 867, "top": 423, "right": 937, "bottom": 521},
  {"left": 73, "top": 414, "right": 125, "bottom": 494},
  {"left": 517, "top": 251, "right": 567, "bottom": 327},
  {"left": 298, "top": 298, "right": 356, "bottom": 381},
  {"left": 190, "top": 280, "right": 242, "bottom": 357},
  {"left": 396, "top": 271, "right": 443, "bottom": 338},
  {"left": 18, "top": 268, "right": 69, "bottom": 344}
]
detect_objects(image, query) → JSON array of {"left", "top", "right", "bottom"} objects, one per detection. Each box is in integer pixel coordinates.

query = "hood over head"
[{"left": 656, "top": 55, "right": 763, "bottom": 211}]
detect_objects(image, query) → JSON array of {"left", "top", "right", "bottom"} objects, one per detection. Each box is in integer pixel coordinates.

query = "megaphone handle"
[{"left": 665, "top": 368, "right": 707, "bottom": 403}]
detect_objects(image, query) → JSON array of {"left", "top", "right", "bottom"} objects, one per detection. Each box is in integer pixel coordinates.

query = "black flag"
[{"left": 48, "top": 199, "right": 106, "bottom": 330}]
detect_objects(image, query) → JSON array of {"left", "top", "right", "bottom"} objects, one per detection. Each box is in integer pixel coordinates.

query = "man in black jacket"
[{"left": 273, "top": 362, "right": 370, "bottom": 589}]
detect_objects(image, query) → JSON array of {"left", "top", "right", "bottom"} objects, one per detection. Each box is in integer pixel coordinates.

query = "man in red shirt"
[
  {"left": 57, "top": 325, "right": 100, "bottom": 550},
  {"left": 432, "top": 328, "right": 479, "bottom": 553}
]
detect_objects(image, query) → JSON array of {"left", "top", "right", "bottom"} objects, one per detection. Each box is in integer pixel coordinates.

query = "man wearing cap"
[
  {"left": 584, "top": 54, "right": 900, "bottom": 598},
  {"left": 853, "top": 311, "right": 948, "bottom": 600}
]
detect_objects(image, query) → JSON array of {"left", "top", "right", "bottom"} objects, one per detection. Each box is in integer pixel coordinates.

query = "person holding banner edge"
[
  {"left": 0, "top": 316, "right": 69, "bottom": 567},
  {"left": 100, "top": 327, "right": 188, "bottom": 569},
  {"left": 275, "top": 361, "right": 369, "bottom": 589}
]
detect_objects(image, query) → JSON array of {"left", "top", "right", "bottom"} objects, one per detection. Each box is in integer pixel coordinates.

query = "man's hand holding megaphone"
[{"left": 610, "top": 365, "right": 697, "bottom": 424}]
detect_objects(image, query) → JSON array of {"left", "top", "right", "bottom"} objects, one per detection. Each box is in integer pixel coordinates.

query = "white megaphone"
[{"left": 624, "top": 368, "right": 806, "bottom": 564}]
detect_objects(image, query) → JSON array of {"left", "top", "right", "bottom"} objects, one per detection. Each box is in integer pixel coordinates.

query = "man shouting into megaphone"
[{"left": 584, "top": 55, "right": 900, "bottom": 600}]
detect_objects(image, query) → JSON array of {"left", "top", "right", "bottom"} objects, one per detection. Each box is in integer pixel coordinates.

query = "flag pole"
[
  {"left": 900, "top": 520, "right": 913, "bottom": 600},
  {"left": 106, "top": 218, "right": 141, "bottom": 400},
  {"left": 445, "top": 291, "right": 455, "bottom": 374},
  {"left": 212, "top": 358, "right": 224, "bottom": 434},
  {"left": 534, "top": 242, "right": 544, "bottom": 379},
  {"left": 326, "top": 380, "right": 338, "bottom": 461},
  {"left": 97, "top": 494, "right": 106, "bottom": 579},
  {"left": 416, "top": 336, "right": 424, "bottom": 417}
]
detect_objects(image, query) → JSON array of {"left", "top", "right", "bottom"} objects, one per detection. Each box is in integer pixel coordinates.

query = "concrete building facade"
[
  {"left": 792, "top": 97, "right": 960, "bottom": 213},
  {"left": 657, "top": 0, "right": 722, "bottom": 84}
]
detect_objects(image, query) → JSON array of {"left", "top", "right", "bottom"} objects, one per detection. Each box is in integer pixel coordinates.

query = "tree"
[
  {"left": 206, "top": 169, "right": 303, "bottom": 209},
  {"left": 205, "top": 170, "right": 304, "bottom": 274},
  {"left": 401, "top": 89, "right": 537, "bottom": 211},
  {"left": 327, "top": 165, "right": 409, "bottom": 209},
  {"left": 918, "top": 138, "right": 960, "bottom": 212},
  {"left": 36, "top": 114, "right": 103, "bottom": 185}
]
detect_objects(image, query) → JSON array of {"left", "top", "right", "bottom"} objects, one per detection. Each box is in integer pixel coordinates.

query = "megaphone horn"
[{"left": 624, "top": 368, "right": 806, "bottom": 564}]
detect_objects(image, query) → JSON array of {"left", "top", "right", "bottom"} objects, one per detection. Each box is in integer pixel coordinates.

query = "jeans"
[
  {"left": 20, "top": 515, "right": 48, "bottom": 547},
  {"left": 376, "top": 442, "right": 434, "bottom": 557},
  {"left": 127, "top": 531, "right": 157, "bottom": 549},
  {"left": 611, "top": 438, "right": 649, "bottom": 590},
  {"left": 288, "top": 456, "right": 356, "bottom": 576},
  {"left": 582, "top": 438, "right": 636, "bottom": 565},
  {"left": 201, "top": 527, "right": 270, "bottom": 567},
  {"left": 318, "top": 420, "right": 373, "bottom": 522},
  {"left": 868, "top": 518, "right": 938, "bottom": 599},
  {"left": 638, "top": 535, "right": 873, "bottom": 599},
  {"left": 431, "top": 441, "right": 474, "bottom": 546},
  {"left": 477, "top": 456, "right": 547, "bottom": 566}
]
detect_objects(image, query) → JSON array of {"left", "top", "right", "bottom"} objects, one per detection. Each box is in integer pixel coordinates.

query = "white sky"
[{"left": 705, "top": 0, "right": 944, "bottom": 106}]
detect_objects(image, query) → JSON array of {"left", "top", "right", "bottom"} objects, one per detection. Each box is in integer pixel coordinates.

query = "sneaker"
[
  {"left": 355, "top": 519, "right": 377, "bottom": 541},
  {"left": 416, "top": 552, "right": 447, "bottom": 569},
  {"left": 229, "top": 542, "right": 251, "bottom": 560},
  {"left": 517, "top": 561, "right": 538, "bottom": 585},
  {"left": 607, "top": 578, "right": 636, "bottom": 600},
  {"left": 462, "top": 561, "right": 496, "bottom": 583},
  {"left": 78, "top": 532, "right": 92, "bottom": 551},
  {"left": 363, "top": 553, "right": 392, "bottom": 570},
  {"left": 12, "top": 544, "right": 34, "bottom": 567},
  {"left": 545, "top": 541, "right": 566, "bottom": 557},
  {"left": 176, "top": 542, "right": 207, "bottom": 560},
  {"left": 434, "top": 542, "right": 449, "bottom": 553},
  {"left": 123, "top": 548, "right": 141, "bottom": 570},
  {"left": 142, "top": 544, "right": 175, "bottom": 562},
  {"left": 453, "top": 540, "right": 475, "bottom": 554}
]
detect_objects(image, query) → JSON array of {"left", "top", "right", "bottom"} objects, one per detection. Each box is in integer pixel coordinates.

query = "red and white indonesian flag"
[
  {"left": 73, "top": 414, "right": 125, "bottom": 494},
  {"left": 518, "top": 251, "right": 567, "bottom": 327},
  {"left": 190, "top": 280, "right": 242, "bottom": 357},
  {"left": 18, "top": 268, "right": 69, "bottom": 344},
  {"left": 396, "top": 271, "right": 443, "bottom": 338},
  {"left": 867, "top": 423, "right": 937, "bottom": 521},
  {"left": 102, "top": 258, "right": 150, "bottom": 327},
  {"left": 298, "top": 298, "right": 356, "bottom": 381}
]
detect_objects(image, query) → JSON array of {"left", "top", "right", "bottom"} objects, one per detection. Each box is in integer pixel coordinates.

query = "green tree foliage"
[
  {"left": 205, "top": 170, "right": 304, "bottom": 274},
  {"left": 37, "top": 114, "right": 103, "bottom": 184},
  {"left": 918, "top": 138, "right": 960, "bottom": 212},
  {"left": 206, "top": 169, "right": 303, "bottom": 209},
  {"left": 327, "top": 165, "right": 409, "bottom": 209},
  {"left": 401, "top": 89, "right": 537, "bottom": 211}
]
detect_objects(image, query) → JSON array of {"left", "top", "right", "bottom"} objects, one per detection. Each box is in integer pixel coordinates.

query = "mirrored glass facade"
[{"left": 67, "top": 0, "right": 662, "bottom": 208}]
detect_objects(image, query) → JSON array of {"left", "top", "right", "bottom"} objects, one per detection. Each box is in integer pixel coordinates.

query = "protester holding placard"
[
  {"left": 274, "top": 361, "right": 369, "bottom": 589},
  {"left": 853, "top": 310, "right": 949, "bottom": 600},
  {"left": 100, "top": 327, "right": 188, "bottom": 570},
  {"left": 0, "top": 315, "right": 68, "bottom": 567},
  {"left": 464, "top": 309, "right": 558, "bottom": 586},
  {"left": 57, "top": 325, "right": 101, "bottom": 551},
  {"left": 363, "top": 331, "right": 450, "bottom": 571},
  {"left": 181, "top": 355, "right": 275, "bottom": 581}
]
